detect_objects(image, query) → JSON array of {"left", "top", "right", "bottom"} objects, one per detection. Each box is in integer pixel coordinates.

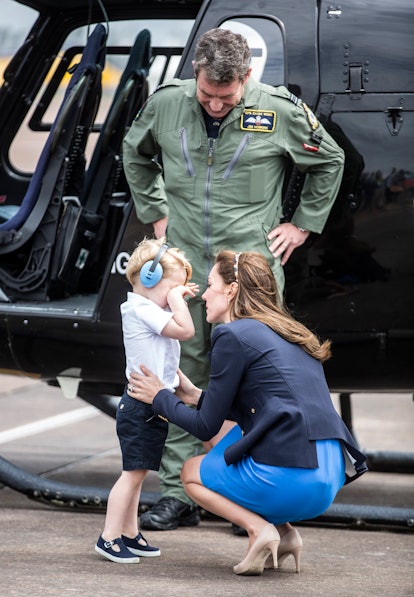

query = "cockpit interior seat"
[
  {"left": 0, "top": 23, "right": 107, "bottom": 299},
  {"left": 55, "top": 29, "right": 151, "bottom": 294}
]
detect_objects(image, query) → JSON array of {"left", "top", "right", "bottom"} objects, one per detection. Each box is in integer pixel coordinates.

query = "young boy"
[{"left": 95, "top": 238, "right": 197, "bottom": 563}]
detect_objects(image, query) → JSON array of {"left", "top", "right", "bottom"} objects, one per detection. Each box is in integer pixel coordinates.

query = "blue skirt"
[{"left": 199, "top": 425, "right": 346, "bottom": 525}]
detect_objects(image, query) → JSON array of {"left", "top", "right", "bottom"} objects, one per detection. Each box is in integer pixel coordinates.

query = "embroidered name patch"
[
  {"left": 241, "top": 110, "right": 276, "bottom": 132},
  {"left": 302, "top": 103, "right": 319, "bottom": 130}
]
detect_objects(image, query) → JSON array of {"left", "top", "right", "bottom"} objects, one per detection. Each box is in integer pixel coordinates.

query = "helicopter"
[{"left": 0, "top": 0, "right": 413, "bottom": 526}]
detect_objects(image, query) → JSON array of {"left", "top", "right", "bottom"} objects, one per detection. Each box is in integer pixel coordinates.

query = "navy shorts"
[{"left": 116, "top": 391, "right": 168, "bottom": 471}]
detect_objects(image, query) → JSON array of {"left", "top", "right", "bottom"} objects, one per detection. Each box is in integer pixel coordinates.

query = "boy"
[{"left": 95, "top": 238, "right": 197, "bottom": 563}]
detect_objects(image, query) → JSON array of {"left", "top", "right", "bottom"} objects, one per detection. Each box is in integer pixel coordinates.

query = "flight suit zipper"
[
  {"left": 203, "top": 134, "right": 251, "bottom": 281},
  {"left": 204, "top": 138, "right": 215, "bottom": 279},
  {"left": 222, "top": 133, "right": 252, "bottom": 180},
  {"left": 179, "top": 127, "right": 195, "bottom": 176}
]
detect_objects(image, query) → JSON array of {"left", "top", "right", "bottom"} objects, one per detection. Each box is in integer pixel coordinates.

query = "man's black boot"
[{"left": 140, "top": 497, "right": 200, "bottom": 530}]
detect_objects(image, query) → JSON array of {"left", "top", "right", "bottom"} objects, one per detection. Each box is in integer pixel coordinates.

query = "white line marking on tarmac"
[{"left": 0, "top": 406, "right": 99, "bottom": 445}]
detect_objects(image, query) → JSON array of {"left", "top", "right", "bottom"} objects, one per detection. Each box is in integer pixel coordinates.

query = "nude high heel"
[
  {"left": 265, "top": 527, "right": 303, "bottom": 572},
  {"left": 233, "top": 524, "right": 280, "bottom": 576}
]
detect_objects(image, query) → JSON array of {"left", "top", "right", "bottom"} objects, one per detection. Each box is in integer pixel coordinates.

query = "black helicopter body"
[{"left": 0, "top": 0, "right": 413, "bottom": 514}]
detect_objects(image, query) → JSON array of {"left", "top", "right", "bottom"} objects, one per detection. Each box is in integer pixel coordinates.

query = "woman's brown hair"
[{"left": 215, "top": 250, "right": 331, "bottom": 362}]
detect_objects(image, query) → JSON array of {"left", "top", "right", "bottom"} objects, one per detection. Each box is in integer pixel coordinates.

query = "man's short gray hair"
[{"left": 194, "top": 29, "right": 251, "bottom": 85}]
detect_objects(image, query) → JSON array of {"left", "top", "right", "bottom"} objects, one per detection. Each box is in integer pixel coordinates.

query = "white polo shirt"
[{"left": 121, "top": 292, "right": 180, "bottom": 391}]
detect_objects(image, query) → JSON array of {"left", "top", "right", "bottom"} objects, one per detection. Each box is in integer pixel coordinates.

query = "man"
[{"left": 123, "top": 28, "right": 344, "bottom": 531}]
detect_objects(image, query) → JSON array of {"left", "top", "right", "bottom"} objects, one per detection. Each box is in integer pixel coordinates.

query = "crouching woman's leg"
[{"left": 181, "top": 455, "right": 280, "bottom": 575}]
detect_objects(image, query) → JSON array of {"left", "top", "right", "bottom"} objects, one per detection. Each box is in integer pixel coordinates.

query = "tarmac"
[{"left": 0, "top": 375, "right": 413, "bottom": 596}]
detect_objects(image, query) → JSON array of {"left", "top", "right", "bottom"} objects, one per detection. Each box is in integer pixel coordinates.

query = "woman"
[{"left": 127, "top": 251, "right": 367, "bottom": 575}]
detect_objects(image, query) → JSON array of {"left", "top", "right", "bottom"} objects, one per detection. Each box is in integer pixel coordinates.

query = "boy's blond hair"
[{"left": 126, "top": 237, "right": 192, "bottom": 286}]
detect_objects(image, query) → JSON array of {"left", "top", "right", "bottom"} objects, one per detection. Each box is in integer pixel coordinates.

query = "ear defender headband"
[{"left": 139, "top": 243, "right": 169, "bottom": 288}]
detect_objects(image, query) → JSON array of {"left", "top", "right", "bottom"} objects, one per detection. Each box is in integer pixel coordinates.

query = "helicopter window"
[
  {"left": 8, "top": 19, "right": 193, "bottom": 173},
  {"left": 219, "top": 17, "right": 285, "bottom": 86},
  {"left": 0, "top": 0, "right": 38, "bottom": 86}
]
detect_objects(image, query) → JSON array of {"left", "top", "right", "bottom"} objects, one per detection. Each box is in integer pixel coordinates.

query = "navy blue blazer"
[{"left": 152, "top": 318, "right": 367, "bottom": 483}]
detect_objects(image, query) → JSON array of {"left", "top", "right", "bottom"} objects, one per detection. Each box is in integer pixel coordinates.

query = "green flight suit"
[{"left": 123, "top": 77, "right": 344, "bottom": 505}]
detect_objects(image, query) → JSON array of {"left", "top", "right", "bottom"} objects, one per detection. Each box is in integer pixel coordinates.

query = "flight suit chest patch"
[{"left": 241, "top": 109, "right": 276, "bottom": 132}]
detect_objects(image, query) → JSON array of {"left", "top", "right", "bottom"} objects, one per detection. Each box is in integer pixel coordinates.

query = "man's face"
[{"left": 195, "top": 68, "right": 251, "bottom": 119}]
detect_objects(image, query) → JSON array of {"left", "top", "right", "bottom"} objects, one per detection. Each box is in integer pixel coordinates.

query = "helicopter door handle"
[{"left": 385, "top": 107, "right": 403, "bottom": 136}]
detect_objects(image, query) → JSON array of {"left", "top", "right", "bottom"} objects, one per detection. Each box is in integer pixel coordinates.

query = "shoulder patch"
[
  {"left": 241, "top": 109, "right": 276, "bottom": 132},
  {"left": 270, "top": 85, "right": 299, "bottom": 105},
  {"left": 302, "top": 102, "right": 319, "bottom": 130},
  {"left": 288, "top": 92, "right": 299, "bottom": 105}
]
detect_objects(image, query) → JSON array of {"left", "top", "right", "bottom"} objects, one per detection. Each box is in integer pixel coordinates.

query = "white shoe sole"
[
  {"left": 127, "top": 546, "right": 161, "bottom": 557},
  {"left": 95, "top": 545, "right": 140, "bottom": 563}
]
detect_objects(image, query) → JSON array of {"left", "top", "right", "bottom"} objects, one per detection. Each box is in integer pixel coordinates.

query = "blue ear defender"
[{"left": 139, "top": 243, "right": 169, "bottom": 288}]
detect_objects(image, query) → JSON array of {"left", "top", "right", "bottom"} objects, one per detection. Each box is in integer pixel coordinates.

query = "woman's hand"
[
  {"left": 127, "top": 366, "right": 164, "bottom": 404},
  {"left": 175, "top": 368, "right": 202, "bottom": 406}
]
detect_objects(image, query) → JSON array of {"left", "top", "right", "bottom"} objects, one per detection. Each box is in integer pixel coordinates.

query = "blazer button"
[{"left": 251, "top": 407, "right": 255, "bottom": 414}]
